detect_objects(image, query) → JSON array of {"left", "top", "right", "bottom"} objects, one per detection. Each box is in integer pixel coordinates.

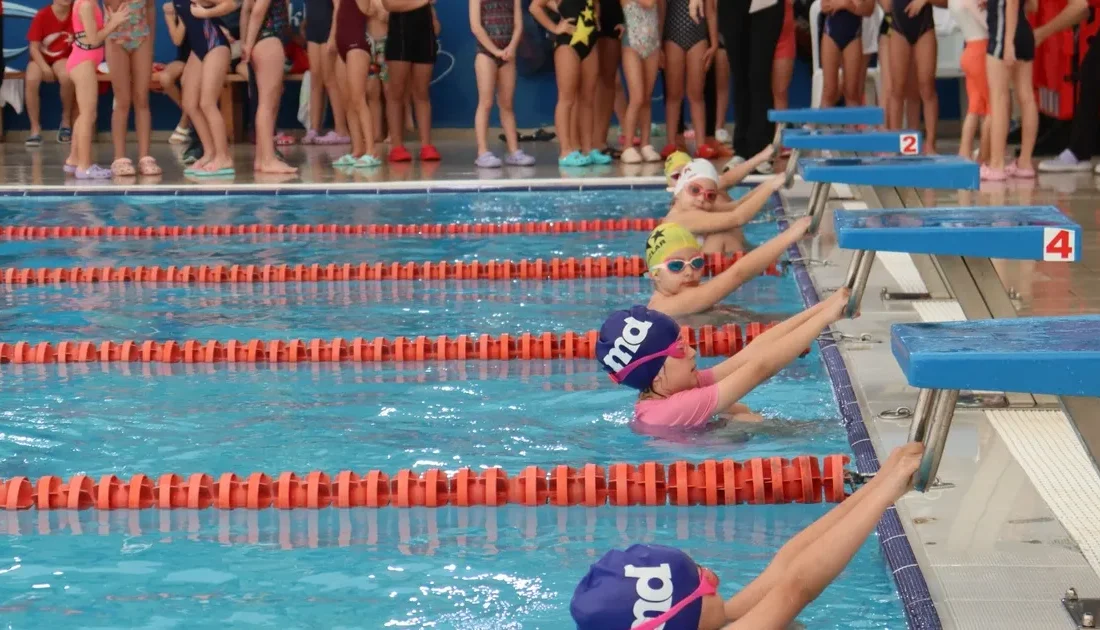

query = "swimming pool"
[{"left": 0, "top": 189, "right": 907, "bottom": 628}]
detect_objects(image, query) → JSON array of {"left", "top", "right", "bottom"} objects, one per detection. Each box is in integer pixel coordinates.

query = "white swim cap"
[{"left": 672, "top": 159, "right": 719, "bottom": 197}]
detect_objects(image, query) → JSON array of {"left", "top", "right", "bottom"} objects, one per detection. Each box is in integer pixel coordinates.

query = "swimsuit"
[
  {"left": 258, "top": 0, "right": 289, "bottom": 43},
  {"left": 368, "top": 35, "right": 388, "bottom": 80},
  {"left": 304, "top": 0, "right": 333, "bottom": 44},
  {"left": 335, "top": 0, "right": 369, "bottom": 59},
  {"left": 879, "top": 11, "right": 891, "bottom": 37},
  {"left": 478, "top": 0, "right": 514, "bottom": 66},
  {"left": 892, "top": 0, "right": 933, "bottom": 45},
  {"left": 67, "top": 0, "right": 105, "bottom": 71},
  {"left": 108, "top": 0, "right": 149, "bottom": 51},
  {"left": 987, "top": 0, "right": 1034, "bottom": 61},
  {"left": 823, "top": 9, "right": 861, "bottom": 50},
  {"left": 664, "top": 0, "right": 707, "bottom": 51},
  {"left": 623, "top": 0, "right": 660, "bottom": 59},
  {"left": 597, "top": 0, "right": 623, "bottom": 38},
  {"left": 387, "top": 3, "right": 436, "bottom": 64},
  {"left": 174, "top": 0, "right": 228, "bottom": 61},
  {"left": 554, "top": 0, "right": 598, "bottom": 60}
]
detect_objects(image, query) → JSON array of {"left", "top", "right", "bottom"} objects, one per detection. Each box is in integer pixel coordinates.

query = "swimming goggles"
[
  {"left": 608, "top": 338, "right": 687, "bottom": 384},
  {"left": 651, "top": 255, "right": 706, "bottom": 274},
  {"left": 687, "top": 183, "right": 718, "bottom": 202},
  {"left": 633, "top": 566, "right": 721, "bottom": 630}
]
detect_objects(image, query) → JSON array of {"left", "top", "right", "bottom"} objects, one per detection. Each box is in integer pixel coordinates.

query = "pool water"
[{"left": 0, "top": 190, "right": 906, "bottom": 628}]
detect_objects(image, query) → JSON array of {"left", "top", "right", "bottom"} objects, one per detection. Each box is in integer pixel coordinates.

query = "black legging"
[
  {"left": 720, "top": 0, "right": 784, "bottom": 158},
  {"left": 1069, "top": 36, "right": 1100, "bottom": 160}
]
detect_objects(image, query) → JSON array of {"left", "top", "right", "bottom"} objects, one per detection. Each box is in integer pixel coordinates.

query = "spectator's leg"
[{"left": 24, "top": 62, "right": 51, "bottom": 138}]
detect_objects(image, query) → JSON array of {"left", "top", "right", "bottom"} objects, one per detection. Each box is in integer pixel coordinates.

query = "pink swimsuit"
[
  {"left": 634, "top": 368, "right": 718, "bottom": 430},
  {"left": 67, "top": 0, "right": 105, "bottom": 72}
]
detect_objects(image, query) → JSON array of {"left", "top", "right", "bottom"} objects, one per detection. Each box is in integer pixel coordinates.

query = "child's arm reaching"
[
  {"left": 718, "top": 146, "right": 775, "bottom": 190},
  {"left": 712, "top": 173, "right": 785, "bottom": 224},
  {"left": 651, "top": 217, "right": 811, "bottom": 317},
  {"left": 671, "top": 175, "right": 785, "bottom": 234},
  {"left": 708, "top": 293, "right": 830, "bottom": 379},
  {"left": 724, "top": 443, "right": 923, "bottom": 629},
  {"left": 708, "top": 288, "right": 848, "bottom": 411}
]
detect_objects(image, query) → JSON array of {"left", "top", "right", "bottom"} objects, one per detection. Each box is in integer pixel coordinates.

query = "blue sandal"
[
  {"left": 558, "top": 151, "right": 591, "bottom": 167},
  {"left": 58, "top": 127, "right": 72, "bottom": 143},
  {"left": 24, "top": 134, "right": 42, "bottom": 147}
]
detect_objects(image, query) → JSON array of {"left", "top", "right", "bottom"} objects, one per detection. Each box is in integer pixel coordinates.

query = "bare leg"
[
  {"left": 253, "top": 38, "right": 296, "bottom": 173},
  {"left": 663, "top": 41, "right": 686, "bottom": 147},
  {"left": 1013, "top": 60, "right": 1037, "bottom": 170},
  {"left": 683, "top": 42, "right": 708, "bottom": 148},
  {"left": 409, "top": 62, "right": 434, "bottom": 146},
  {"left": 886, "top": 30, "right": 910, "bottom": 130},
  {"left": 594, "top": 36, "right": 621, "bottom": 148},
  {"left": 577, "top": 48, "right": 600, "bottom": 153},
  {"left": 338, "top": 57, "right": 364, "bottom": 155},
  {"left": 306, "top": 42, "right": 328, "bottom": 132},
  {"left": 497, "top": 60, "right": 520, "bottom": 154},
  {"left": 323, "top": 42, "right": 349, "bottom": 136},
  {"left": 820, "top": 35, "right": 842, "bottom": 107},
  {"left": 182, "top": 54, "right": 212, "bottom": 170},
  {"left": 986, "top": 54, "right": 1010, "bottom": 170},
  {"left": 553, "top": 46, "right": 581, "bottom": 157},
  {"left": 198, "top": 47, "right": 232, "bottom": 171},
  {"left": 106, "top": 42, "right": 133, "bottom": 161},
  {"left": 346, "top": 48, "right": 376, "bottom": 156},
  {"left": 131, "top": 38, "right": 154, "bottom": 159},
  {"left": 841, "top": 40, "right": 864, "bottom": 108},
  {"left": 473, "top": 53, "right": 497, "bottom": 156},
  {"left": 912, "top": 30, "right": 938, "bottom": 152},
  {"left": 621, "top": 46, "right": 645, "bottom": 148},
  {"left": 385, "top": 60, "right": 411, "bottom": 152}
]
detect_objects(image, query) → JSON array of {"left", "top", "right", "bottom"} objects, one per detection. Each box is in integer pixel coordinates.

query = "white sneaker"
[
  {"left": 716, "top": 128, "right": 732, "bottom": 145},
  {"left": 755, "top": 161, "right": 774, "bottom": 174},
  {"left": 640, "top": 145, "right": 662, "bottom": 163},
  {"left": 723, "top": 156, "right": 746, "bottom": 173},
  {"left": 1038, "top": 149, "right": 1092, "bottom": 173},
  {"left": 621, "top": 147, "right": 643, "bottom": 164}
]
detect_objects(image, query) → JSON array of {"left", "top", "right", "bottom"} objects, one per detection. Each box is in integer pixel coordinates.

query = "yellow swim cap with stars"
[
  {"left": 645, "top": 222, "right": 700, "bottom": 269},
  {"left": 663, "top": 151, "right": 692, "bottom": 189}
]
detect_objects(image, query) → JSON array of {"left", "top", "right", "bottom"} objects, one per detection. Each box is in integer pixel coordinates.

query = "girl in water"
[
  {"left": 66, "top": 0, "right": 130, "bottom": 178},
  {"left": 619, "top": 0, "right": 663, "bottom": 165},
  {"left": 106, "top": 0, "right": 159, "bottom": 176},
  {"left": 596, "top": 288, "right": 851, "bottom": 432},
  {"left": 645, "top": 218, "right": 810, "bottom": 318},
  {"left": 242, "top": 0, "right": 298, "bottom": 173},
  {"left": 664, "top": 148, "right": 776, "bottom": 194},
  {"left": 530, "top": 0, "right": 611, "bottom": 167},
  {"left": 665, "top": 158, "right": 786, "bottom": 253},
  {"left": 469, "top": 0, "right": 536, "bottom": 167},
  {"left": 330, "top": 0, "right": 382, "bottom": 167}
]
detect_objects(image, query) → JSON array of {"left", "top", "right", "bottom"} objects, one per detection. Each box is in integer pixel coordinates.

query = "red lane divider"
[
  {"left": 0, "top": 254, "right": 780, "bottom": 286},
  {"left": 0, "top": 218, "right": 661, "bottom": 240},
  {"left": 0, "top": 455, "right": 851, "bottom": 510},
  {"left": 0, "top": 323, "right": 783, "bottom": 364},
  {"left": 0, "top": 323, "right": 806, "bottom": 365}
]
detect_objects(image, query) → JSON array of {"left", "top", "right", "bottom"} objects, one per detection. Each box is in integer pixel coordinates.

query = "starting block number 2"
[
  {"left": 1044, "top": 228, "right": 1077, "bottom": 261},
  {"left": 899, "top": 133, "right": 919, "bottom": 155}
]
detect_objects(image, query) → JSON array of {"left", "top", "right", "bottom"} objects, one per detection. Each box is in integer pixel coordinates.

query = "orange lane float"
[
  {"left": 0, "top": 219, "right": 661, "bottom": 240},
  {"left": 0, "top": 323, "right": 808, "bottom": 365},
  {"left": 0, "top": 253, "right": 781, "bottom": 286},
  {"left": 0, "top": 323, "right": 811, "bottom": 365},
  {"left": 0, "top": 455, "right": 851, "bottom": 511}
]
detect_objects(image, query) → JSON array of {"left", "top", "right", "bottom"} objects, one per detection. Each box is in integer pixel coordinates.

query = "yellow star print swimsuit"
[{"left": 555, "top": 0, "right": 598, "bottom": 60}]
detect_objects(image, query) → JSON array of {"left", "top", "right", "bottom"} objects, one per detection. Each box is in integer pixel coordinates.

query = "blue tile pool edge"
[{"left": 774, "top": 193, "right": 942, "bottom": 630}]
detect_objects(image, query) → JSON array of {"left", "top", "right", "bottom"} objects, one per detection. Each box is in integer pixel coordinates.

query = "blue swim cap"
[
  {"left": 596, "top": 306, "right": 681, "bottom": 390},
  {"left": 571, "top": 544, "right": 703, "bottom": 630}
]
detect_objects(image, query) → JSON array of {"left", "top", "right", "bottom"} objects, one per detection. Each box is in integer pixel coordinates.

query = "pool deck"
[{"left": 7, "top": 138, "right": 1100, "bottom": 629}]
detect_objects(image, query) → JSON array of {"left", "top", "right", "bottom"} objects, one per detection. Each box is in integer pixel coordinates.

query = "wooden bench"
[{"left": 2, "top": 69, "right": 303, "bottom": 142}]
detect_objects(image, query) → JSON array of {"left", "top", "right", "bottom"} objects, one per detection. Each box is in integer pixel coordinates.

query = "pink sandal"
[
  {"left": 111, "top": 157, "right": 136, "bottom": 177},
  {"left": 980, "top": 164, "right": 1007, "bottom": 181},
  {"left": 1005, "top": 161, "right": 1035, "bottom": 179},
  {"left": 138, "top": 156, "right": 162, "bottom": 176}
]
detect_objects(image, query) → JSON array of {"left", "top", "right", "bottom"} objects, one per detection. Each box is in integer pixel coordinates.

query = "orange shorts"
[
  {"left": 961, "top": 39, "right": 989, "bottom": 116},
  {"left": 774, "top": 0, "right": 796, "bottom": 61}
]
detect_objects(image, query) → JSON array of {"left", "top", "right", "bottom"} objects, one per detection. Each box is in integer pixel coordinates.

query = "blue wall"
[{"left": 2, "top": 0, "right": 958, "bottom": 131}]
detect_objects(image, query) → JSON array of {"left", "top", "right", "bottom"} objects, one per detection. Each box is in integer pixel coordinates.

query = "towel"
[
  {"left": 297, "top": 70, "right": 311, "bottom": 128},
  {"left": 0, "top": 66, "right": 24, "bottom": 114}
]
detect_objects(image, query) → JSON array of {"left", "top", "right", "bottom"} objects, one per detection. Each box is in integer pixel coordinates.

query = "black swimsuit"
[
  {"left": 892, "top": 0, "right": 933, "bottom": 45},
  {"left": 174, "top": 0, "right": 228, "bottom": 61},
  {"left": 554, "top": 0, "right": 598, "bottom": 60}
]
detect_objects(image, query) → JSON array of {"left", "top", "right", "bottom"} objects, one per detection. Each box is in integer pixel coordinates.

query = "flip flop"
[{"left": 191, "top": 167, "right": 236, "bottom": 177}]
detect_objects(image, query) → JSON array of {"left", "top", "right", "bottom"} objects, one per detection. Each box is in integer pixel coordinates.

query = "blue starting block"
[
  {"left": 769, "top": 107, "right": 888, "bottom": 185},
  {"left": 832, "top": 205, "right": 1082, "bottom": 318},
  {"left": 801, "top": 156, "right": 981, "bottom": 234},
  {"left": 891, "top": 316, "right": 1100, "bottom": 491},
  {"left": 781, "top": 129, "right": 923, "bottom": 155},
  {"left": 768, "top": 106, "right": 885, "bottom": 126}
]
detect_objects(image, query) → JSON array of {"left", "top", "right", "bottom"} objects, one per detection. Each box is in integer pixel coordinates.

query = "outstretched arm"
[
  {"left": 718, "top": 146, "right": 776, "bottom": 189},
  {"left": 712, "top": 174, "right": 785, "bottom": 226},
  {"left": 650, "top": 218, "right": 810, "bottom": 317}
]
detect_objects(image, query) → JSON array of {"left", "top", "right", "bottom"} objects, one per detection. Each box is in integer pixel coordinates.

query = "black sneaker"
[{"left": 182, "top": 143, "right": 203, "bottom": 165}]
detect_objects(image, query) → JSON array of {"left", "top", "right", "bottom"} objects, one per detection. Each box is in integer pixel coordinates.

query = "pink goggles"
[
  {"left": 608, "top": 339, "right": 687, "bottom": 384},
  {"left": 633, "top": 566, "right": 720, "bottom": 630}
]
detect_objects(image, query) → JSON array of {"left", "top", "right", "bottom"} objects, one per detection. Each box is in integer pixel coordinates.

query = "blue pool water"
[{"left": 0, "top": 190, "right": 906, "bottom": 628}]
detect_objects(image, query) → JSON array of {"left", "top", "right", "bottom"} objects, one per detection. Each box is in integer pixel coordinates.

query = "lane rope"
[
  {"left": 0, "top": 323, "right": 796, "bottom": 364},
  {"left": 0, "top": 254, "right": 781, "bottom": 286},
  {"left": 0, "top": 218, "right": 660, "bottom": 240},
  {"left": 0, "top": 455, "right": 851, "bottom": 510}
]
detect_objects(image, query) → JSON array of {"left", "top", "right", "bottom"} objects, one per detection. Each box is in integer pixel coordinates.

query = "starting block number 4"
[
  {"left": 1044, "top": 227, "right": 1077, "bottom": 261},
  {"left": 899, "top": 133, "right": 919, "bottom": 155}
]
